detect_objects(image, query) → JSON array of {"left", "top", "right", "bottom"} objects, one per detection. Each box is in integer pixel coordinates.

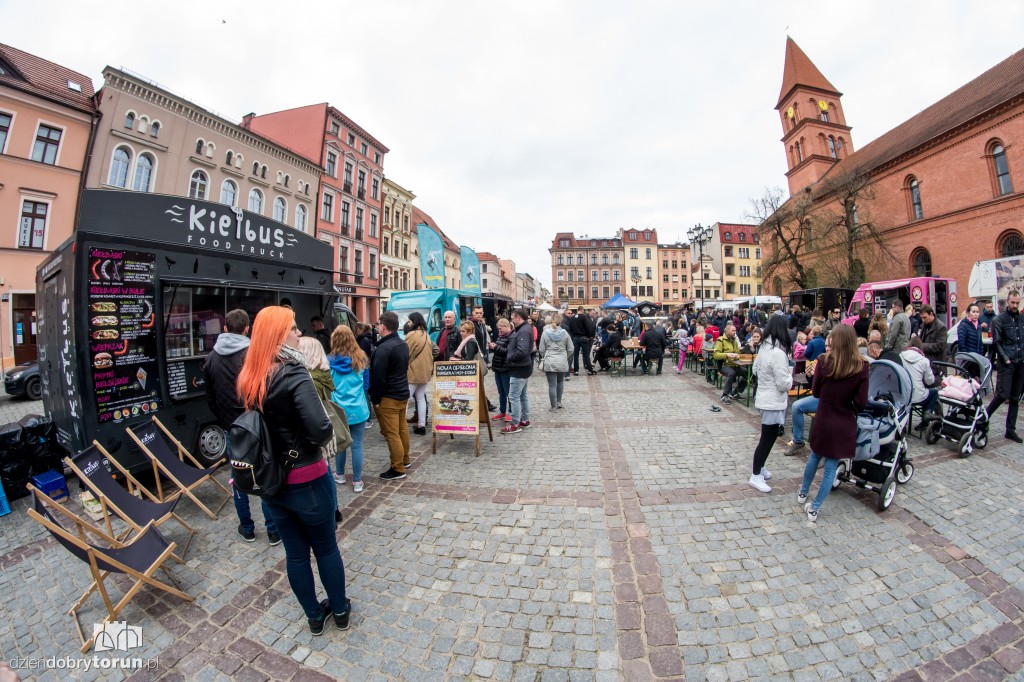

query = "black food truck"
[
  {"left": 37, "top": 190, "right": 357, "bottom": 472},
  {"left": 787, "top": 288, "right": 854, "bottom": 315}
]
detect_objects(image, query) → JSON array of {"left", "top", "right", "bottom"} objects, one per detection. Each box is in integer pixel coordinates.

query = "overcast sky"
[{"left": 4, "top": 1, "right": 1022, "bottom": 292}]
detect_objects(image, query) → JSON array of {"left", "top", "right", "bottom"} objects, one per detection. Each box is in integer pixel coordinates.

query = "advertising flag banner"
[
  {"left": 460, "top": 247, "right": 480, "bottom": 293},
  {"left": 417, "top": 223, "right": 445, "bottom": 289}
]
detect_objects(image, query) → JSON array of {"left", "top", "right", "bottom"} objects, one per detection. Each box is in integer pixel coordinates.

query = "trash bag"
[
  {"left": 18, "top": 414, "right": 52, "bottom": 442},
  {"left": 0, "top": 422, "right": 23, "bottom": 452}
]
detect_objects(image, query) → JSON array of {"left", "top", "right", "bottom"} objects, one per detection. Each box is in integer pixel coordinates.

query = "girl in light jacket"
[
  {"left": 328, "top": 326, "right": 370, "bottom": 493},
  {"left": 538, "top": 312, "right": 574, "bottom": 410},
  {"left": 748, "top": 315, "right": 793, "bottom": 493}
]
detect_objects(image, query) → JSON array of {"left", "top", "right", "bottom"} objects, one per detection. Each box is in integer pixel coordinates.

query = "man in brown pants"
[{"left": 371, "top": 311, "right": 411, "bottom": 479}]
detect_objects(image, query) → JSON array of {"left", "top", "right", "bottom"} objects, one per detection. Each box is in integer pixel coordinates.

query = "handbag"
[
  {"left": 538, "top": 356, "right": 546, "bottom": 372},
  {"left": 323, "top": 399, "right": 353, "bottom": 454}
]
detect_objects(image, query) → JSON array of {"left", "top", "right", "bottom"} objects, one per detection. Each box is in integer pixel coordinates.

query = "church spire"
[{"left": 777, "top": 37, "right": 840, "bottom": 109}]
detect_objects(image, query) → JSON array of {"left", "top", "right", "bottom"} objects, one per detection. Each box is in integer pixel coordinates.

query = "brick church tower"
[{"left": 776, "top": 38, "right": 855, "bottom": 194}]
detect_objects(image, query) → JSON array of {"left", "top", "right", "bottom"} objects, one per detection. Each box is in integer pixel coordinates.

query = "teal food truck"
[{"left": 387, "top": 289, "right": 482, "bottom": 341}]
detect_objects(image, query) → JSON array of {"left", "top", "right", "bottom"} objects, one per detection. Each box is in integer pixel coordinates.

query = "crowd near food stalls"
[
  {"left": 36, "top": 190, "right": 349, "bottom": 472},
  {"left": 733, "top": 295, "right": 783, "bottom": 313},
  {"left": 787, "top": 288, "right": 853, "bottom": 316},
  {"left": 843, "top": 277, "right": 958, "bottom": 329}
]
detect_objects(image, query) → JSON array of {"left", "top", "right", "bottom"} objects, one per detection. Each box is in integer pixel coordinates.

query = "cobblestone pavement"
[{"left": 3, "top": 368, "right": 1024, "bottom": 680}]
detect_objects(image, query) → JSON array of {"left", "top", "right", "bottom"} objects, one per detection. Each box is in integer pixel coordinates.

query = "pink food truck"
[{"left": 844, "top": 277, "right": 959, "bottom": 329}]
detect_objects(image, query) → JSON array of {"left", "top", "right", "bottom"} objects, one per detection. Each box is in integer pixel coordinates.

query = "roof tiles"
[{"left": 0, "top": 43, "right": 96, "bottom": 113}]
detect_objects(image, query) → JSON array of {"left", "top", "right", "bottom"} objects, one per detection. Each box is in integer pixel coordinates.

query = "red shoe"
[
  {"left": 500, "top": 424, "right": 522, "bottom": 435},
  {"left": 519, "top": 420, "right": 532, "bottom": 429},
  {"left": 491, "top": 413, "right": 507, "bottom": 421}
]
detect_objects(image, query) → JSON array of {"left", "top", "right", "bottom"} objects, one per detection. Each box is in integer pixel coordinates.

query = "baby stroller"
[
  {"left": 925, "top": 352, "right": 993, "bottom": 457},
  {"left": 833, "top": 359, "right": 914, "bottom": 511}
]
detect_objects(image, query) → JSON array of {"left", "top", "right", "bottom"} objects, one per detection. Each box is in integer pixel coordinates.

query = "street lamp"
[
  {"left": 631, "top": 272, "right": 642, "bottom": 300},
  {"left": 687, "top": 223, "right": 713, "bottom": 314}
]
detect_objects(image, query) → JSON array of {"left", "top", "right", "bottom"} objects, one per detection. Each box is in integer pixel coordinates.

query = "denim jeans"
[
  {"left": 264, "top": 473, "right": 347, "bottom": 619},
  {"left": 493, "top": 371, "right": 511, "bottom": 414},
  {"left": 799, "top": 451, "right": 840, "bottom": 513},
  {"left": 572, "top": 337, "right": 593, "bottom": 372},
  {"left": 227, "top": 435, "right": 276, "bottom": 535},
  {"left": 545, "top": 372, "right": 564, "bottom": 408},
  {"left": 791, "top": 396, "right": 820, "bottom": 444},
  {"left": 509, "top": 376, "right": 530, "bottom": 425},
  {"left": 335, "top": 419, "right": 366, "bottom": 482}
]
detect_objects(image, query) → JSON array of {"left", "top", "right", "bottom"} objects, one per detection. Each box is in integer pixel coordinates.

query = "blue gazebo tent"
[{"left": 602, "top": 293, "right": 638, "bottom": 309}]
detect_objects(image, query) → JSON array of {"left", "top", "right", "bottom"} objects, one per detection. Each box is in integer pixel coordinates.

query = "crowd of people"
[{"left": 194, "top": 289, "right": 1024, "bottom": 635}]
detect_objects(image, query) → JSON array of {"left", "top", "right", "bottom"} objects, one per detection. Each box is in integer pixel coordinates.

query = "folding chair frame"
[
  {"left": 26, "top": 485, "right": 193, "bottom": 653},
  {"left": 126, "top": 417, "right": 230, "bottom": 520},
  {"left": 66, "top": 443, "right": 197, "bottom": 562}
]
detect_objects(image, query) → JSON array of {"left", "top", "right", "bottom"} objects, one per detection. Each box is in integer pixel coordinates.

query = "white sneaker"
[
  {"left": 352, "top": 481, "right": 363, "bottom": 493},
  {"left": 760, "top": 469, "right": 772, "bottom": 481},
  {"left": 805, "top": 503, "right": 818, "bottom": 522},
  {"left": 797, "top": 492, "right": 808, "bottom": 504},
  {"left": 748, "top": 474, "right": 771, "bottom": 493},
  {"left": 333, "top": 474, "right": 346, "bottom": 485}
]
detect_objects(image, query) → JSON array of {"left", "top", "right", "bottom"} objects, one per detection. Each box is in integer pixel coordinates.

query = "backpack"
[{"left": 228, "top": 409, "right": 299, "bottom": 498}]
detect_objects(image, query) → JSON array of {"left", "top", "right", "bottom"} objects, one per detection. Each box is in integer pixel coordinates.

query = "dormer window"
[
  {"left": 67, "top": 80, "right": 82, "bottom": 93},
  {"left": 724, "top": 232, "right": 732, "bottom": 241}
]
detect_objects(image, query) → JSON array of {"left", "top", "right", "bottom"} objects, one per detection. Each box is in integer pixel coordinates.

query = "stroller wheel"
[
  {"left": 896, "top": 461, "right": 915, "bottom": 485},
  {"left": 832, "top": 460, "right": 848, "bottom": 488},
  {"left": 958, "top": 432, "right": 974, "bottom": 458},
  {"left": 925, "top": 421, "right": 941, "bottom": 445},
  {"left": 973, "top": 429, "right": 988, "bottom": 450},
  {"left": 878, "top": 476, "right": 897, "bottom": 511}
]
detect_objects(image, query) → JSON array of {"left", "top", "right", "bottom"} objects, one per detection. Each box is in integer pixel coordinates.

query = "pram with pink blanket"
[{"left": 926, "top": 352, "right": 992, "bottom": 457}]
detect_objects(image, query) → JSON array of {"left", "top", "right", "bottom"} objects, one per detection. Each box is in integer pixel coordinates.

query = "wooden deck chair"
[
  {"left": 66, "top": 444, "right": 197, "bottom": 561},
  {"left": 126, "top": 417, "right": 230, "bottom": 519},
  {"left": 26, "top": 484, "right": 193, "bottom": 653}
]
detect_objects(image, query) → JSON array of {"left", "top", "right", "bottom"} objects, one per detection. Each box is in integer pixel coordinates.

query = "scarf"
[{"left": 278, "top": 344, "right": 307, "bottom": 366}]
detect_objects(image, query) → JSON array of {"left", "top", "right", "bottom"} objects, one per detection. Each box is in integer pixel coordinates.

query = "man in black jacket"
[
  {"left": 570, "top": 306, "right": 597, "bottom": 376},
  {"left": 202, "top": 309, "right": 279, "bottom": 545},
  {"left": 371, "top": 312, "right": 412, "bottom": 479},
  {"left": 986, "top": 291, "right": 1024, "bottom": 443},
  {"left": 503, "top": 309, "right": 534, "bottom": 434},
  {"left": 436, "top": 311, "right": 461, "bottom": 362}
]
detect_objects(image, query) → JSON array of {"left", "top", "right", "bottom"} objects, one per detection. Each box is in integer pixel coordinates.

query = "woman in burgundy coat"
[{"left": 797, "top": 325, "right": 870, "bottom": 522}]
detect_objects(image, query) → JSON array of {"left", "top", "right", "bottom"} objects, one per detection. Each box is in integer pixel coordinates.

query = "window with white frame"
[
  {"left": 0, "top": 112, "right": 10, "bottom": 153},
  {"left": 248, "top": 188, "right": 263, "bottom": 214},
  {"left": 32, "top": 124, "right": 62, "bottom": 164},
  {"left": 189, "top": 170, "right": 208, "bottom": 199},
  {"left": 109, "top": 147, "right": 131, "bottom": 187},
  {"left": 18, "top": 200, "right": 47, "bottom": 249},
  {"left": 321, "top": 192, "right": 334, "bottom": 222},
  {"left": 220, "top": 179, "right": 238, "bottom": 207},
  {"left": 295, "top": 204, "right": 307, "bottom": 233},
  {"left": 273, "top": 197, "right": 286, "bottom": 222},
  {"left": 326, "top": 151, "right": 337, "bottom": 177},
  {"left": 133, "top": 153, "right": 154, "bottom": 192}
]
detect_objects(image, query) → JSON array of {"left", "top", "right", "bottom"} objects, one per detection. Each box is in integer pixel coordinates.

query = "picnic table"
[
  {"left": 620, "top": 338, "right": 643, "bottom": 374},
  {"left": 734, "top": 355, "right": 755, "bottom": 407}
]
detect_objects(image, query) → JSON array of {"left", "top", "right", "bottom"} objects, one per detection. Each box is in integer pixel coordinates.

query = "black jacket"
[
  {"left": 640, "top": 326, "right": 668, "bottom": 359},
  {"left": 203, "top": 346, "right": 247, "bottom": 429},
  {"left": 472, "top": 320, "right": 489, "bottom": 359},
  {"left": 357, "top": 332, "right": 374, "bottom": 362},
  {"left": 491, "top": 334, "right": 511, "bottom": 372},
  {"left": 370, "top": 331, "right": 410, "bottom": 404},
  {"left": 262, "top": 361, "right": 333, "bottom": 468},
  {"left": 506, "top": 321, "right": 534, "bottom": 378},
  {"left": 993, "top": 310, "right": 1024, "bottom": 365},
  {"left": 457, "top": 337, "right": 481, "bottom": 361},
  {"left": 570, "top": 314, "right": 596, "bottom": 339},
  {"left": 436, "top": 325, "right": 461, "bottom": 361},
  {"left": 918, "top": 319, "right": 948, "bottom": 365},
  {"left": 853, "top": 317, "right": 871, "bottom": 339}
]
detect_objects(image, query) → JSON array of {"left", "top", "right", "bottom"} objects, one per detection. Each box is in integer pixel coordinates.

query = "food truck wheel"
[{"left": 197, "top": 424, "right": 227, "bottom": 463}]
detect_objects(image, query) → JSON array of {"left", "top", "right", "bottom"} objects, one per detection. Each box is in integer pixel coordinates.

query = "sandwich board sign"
[{"left": 431, "top": 361, "right": 493, "bottom": 455}]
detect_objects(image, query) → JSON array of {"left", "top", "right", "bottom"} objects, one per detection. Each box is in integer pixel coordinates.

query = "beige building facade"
[
  {"left": 0, "top": 43, "right": 97, "bottom": 368},
  {"left": 619, "top": 228, "right": 658, "bottom": 301},
  {"left": 87, "top": 68, "right": 321, "bottom": 236},
  {"left": 380, "top": 178, "right": 415, "bottom": 310}
]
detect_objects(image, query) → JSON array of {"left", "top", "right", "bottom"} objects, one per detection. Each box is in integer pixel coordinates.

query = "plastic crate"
[{"left": 30, "top": 470, "right": 69, "bottom": 501}]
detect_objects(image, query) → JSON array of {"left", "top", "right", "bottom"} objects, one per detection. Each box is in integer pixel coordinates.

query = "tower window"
[
  {"left": 795, "top": 141, "right": 803, "bottom": 163},
  {"left": 828, "top": 136, "right": 838, "bottom": 159}
]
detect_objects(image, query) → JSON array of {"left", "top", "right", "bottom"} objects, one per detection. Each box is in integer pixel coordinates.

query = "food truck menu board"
[
  {"left": 432, "top": 362, "right": 481, "bottom": 434},
  {"left": 88, "top": 248, "right": 163, "bottom": 423}
]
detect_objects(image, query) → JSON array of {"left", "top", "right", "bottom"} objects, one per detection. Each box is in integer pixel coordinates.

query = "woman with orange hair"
[{"left": 236, "top": 306, "right": 349, "bottom": 635}]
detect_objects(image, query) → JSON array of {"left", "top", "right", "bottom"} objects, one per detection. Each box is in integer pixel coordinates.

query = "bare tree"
[{"left": 748, "top": 186, "right": 813, "bottom": 292}]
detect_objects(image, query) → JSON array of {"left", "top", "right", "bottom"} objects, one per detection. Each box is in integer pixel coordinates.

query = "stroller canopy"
[
  {"left": 954, "top": 352, "right": 993, "bottom": 393},
  {"left": 869, "top": 359, "right": 913, "bottom": 411}
]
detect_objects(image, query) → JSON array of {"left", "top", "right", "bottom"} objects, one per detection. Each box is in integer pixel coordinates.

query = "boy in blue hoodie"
[{"left": 328, "top": 340, "right": 371, "bottom": 493}]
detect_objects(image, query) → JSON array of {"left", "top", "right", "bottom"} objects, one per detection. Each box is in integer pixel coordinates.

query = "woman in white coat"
[
  {"left": 748, "top": 315, "right": 794, "bottom": 493},
  {"left": 538, "top": 312, "right": 574, "bottom": 411}
]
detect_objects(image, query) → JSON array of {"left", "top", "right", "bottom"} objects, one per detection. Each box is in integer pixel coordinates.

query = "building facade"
[
  {"left": 656, "top": 242, "right": 690, "bottom": 306},
  {"left": 89, "top": 68, "right": 321, "bottom": 235},
  {"left": 690, "top": 256, "right": 723, "bottom": 309},
  {"left": 244, "top": 104, "right": 388, "bottom": 322},
  {"left": 499, "top": 259, "right": 516, "bottom": 301},
  {"left": 619, "top": 228, "right": 658, "bottom": 301},
  {"left": 716, "top": 223, "right": 761, "bottom": 298},
  {"left": 766, "top": 38, "right": 1024, "bottom": 297},
  {"left": 0, "top": 43, "right": 97, "bottom": 366},
  {"left": 380, "top": 178, "right": 415, "bottom": 312},
  {"left": 411, "top": 206, "right": 461, "bottom": 291},
  {"left": 515, "top": 272, "right": 536, "bottom": 304},
  {"left": 549, "top": 233, "right": 624, "bottom": 308},
  {"left": 477, "top": 252, "right": 502, "bottom": 295}
]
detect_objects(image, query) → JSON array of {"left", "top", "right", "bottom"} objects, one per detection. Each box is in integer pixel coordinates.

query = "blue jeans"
[
  {"left": 227, "top": 435, "right": 276, "bottom": 535},
  {"left": 791, "top": 396, "right": 820, "bottom": 444},
  {"left": 493, "top": 371, "right": 511, "bottom": 414},
  {"left": 917, "top": 388, "right": 939, "bottom": 415},
  {"left": 799, "top": 451, "right": 840, "bottom": 513},
  {"left": 335, "top": 420, "right": 366, "bottom": 482},
  {"left": 264, "top": 473, "right": 347, "bottom": 619},
  {"left": 509, "top": 376, "right": 530, "bottom": 425}
]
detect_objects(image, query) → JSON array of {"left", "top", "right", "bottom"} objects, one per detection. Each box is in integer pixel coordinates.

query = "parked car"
[{"left": 5, "top": 361, "right": 41, "bottom": 400}]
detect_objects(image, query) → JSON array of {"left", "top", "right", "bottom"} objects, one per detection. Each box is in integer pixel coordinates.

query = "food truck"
[
  {"left": 36, "top": 190, "right": 355, "bottom": 472},
  {"left": 787, "top": 288, "right": 853, "bottom": 316},
  {"left": 843, "top": 276, "right": 958, "bottom": 329},
  {"left": 387, "top": 288, "right": 482, "bottom": 342}
]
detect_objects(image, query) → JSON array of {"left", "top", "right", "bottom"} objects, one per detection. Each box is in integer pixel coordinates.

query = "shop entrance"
[{"left": 12, "top": 293, "right": 37, "bottom": 365}]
